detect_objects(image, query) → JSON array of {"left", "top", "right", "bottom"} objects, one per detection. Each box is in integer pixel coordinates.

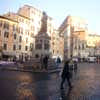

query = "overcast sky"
[{"left": 0, "top": 0, "right": 100, "bottom": 34}]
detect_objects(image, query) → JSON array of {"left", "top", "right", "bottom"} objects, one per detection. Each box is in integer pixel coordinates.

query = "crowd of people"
[{"left": 40, "top": 56, "right": 62, "bottom": 70}]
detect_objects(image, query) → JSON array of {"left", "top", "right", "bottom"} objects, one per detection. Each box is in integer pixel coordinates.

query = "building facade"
[
  {"left": 51, "top": 29, "right": 64, "bottom": 60},
  {"left": 2, "top": 5, "right": 100, "bottom": 61},
  {"left": 86, "top": 34, "right": 100, "bottom": 56},
  {"left": 0, "top": 16, "right": 19, "bottom": 60},
  {"left": 0, "top": 5, "right": 63, "bottom": 61},
  {"left": 0, "top": 15, "right": 34, "bottom": 61},
  {"left": 59, "top": 16, "right": 88, "bottom": 59},
  {"left": 18, "top": 5, "right": 56, "bottom": 58}
]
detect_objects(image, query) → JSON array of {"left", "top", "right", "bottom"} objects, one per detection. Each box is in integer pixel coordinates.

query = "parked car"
[
  {"left": 0, "top": 61, "right": 17, "bottom": 70},
  {"left": 87, "top": 56, "right": 96, "bottom": 63},
  {"left": 72, "top": 57, "right": 78, "bottom": 63}
]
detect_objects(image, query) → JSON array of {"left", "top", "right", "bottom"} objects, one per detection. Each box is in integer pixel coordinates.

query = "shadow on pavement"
[{"left": 60, "top": 87, "right": 73, "bottom": 100}]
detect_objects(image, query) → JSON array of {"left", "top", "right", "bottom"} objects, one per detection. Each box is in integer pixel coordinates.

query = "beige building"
[
  {"left": 51, "top": 29, "right": 64, "bottom": 60},
  {"left": 0, "top": 16, "right": 19, "bottom": 60},
  {"left": 17, "top": 5, "right": 55, "bottom": 58},
  {"left": 86, "top": 34, "right": 100, "bottom": 47},
  {"left": 0, "top": 5, "right": 62, "bottom": 61},
  {"left": 86, "top": 34, "right": 100, "bottom": 56},
  {"left": 3, "top": 5, "right": 98, "bottom": 61},
  {"left": 3, "top": 12, "right": 35, "bottom": 61},
  {"left": 59, "top": 16, "right": 88, "bottom": 59}
]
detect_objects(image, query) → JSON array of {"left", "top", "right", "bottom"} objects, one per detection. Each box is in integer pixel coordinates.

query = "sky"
[{"left": 0, "top": 0, "right": 100, "bottom": 34}]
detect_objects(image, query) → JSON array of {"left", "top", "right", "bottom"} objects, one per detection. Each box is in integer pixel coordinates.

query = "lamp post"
[{"left": 94, "top": 46, "right": 96, "bottom": 57}]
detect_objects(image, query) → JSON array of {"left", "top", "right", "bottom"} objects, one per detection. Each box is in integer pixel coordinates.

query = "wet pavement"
[{"left": 0, "top": 63, "right": 100, "bottom": 100}]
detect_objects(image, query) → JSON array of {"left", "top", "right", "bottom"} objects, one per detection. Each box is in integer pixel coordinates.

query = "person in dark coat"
[
  {"left": 60, "top": 60, "right": 72, "bottom": 89},
  {"left": 56, "top": 57, "right": 61, "bottom": 67},
  {"left": 74, "top": 61, "right": 77, "bottom": 71},
  {"left": 40, "top": 55, "right": 43, "bottom": 70},
  {"left": 43, "top": 56, "right": 48, "bottom": 70}
]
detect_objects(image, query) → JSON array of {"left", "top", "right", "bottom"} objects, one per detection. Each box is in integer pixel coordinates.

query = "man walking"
[
  {"left": 56, "top": 56, "right": 61, "bottom": 67},
  {"left": 60, "top": 60, "right": 72, "bottom": 89},
  {"left": 43, "top": 56, "right": 48, "bottom": 70},
  {"left": 40, "top": 55, "right": 43, "bottom": 70}
]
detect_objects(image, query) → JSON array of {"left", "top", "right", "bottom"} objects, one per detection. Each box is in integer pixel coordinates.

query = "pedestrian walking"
[
  {"left": 60, "top": 60, "right": 72, "bottom": 89},
  {"left": 43, "top": 56, "right": 48, "bottom": 70},
  {"left": 74, "top": 61, "right": 77, "bottom": 71},
  {"left": 97, "top": 57, "right": 100, "bottom": 64},
  {"left": 40, "top": 55, "right": 43, "bottom": 70},
  {"left": 56, "top": 56, "right": 61, "bottom": 67},
  {"left": 69, "top": 59, "right": 74, "bottom": 70}
]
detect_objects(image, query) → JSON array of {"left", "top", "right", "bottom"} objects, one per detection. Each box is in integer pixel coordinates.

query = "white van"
[
  {"left": 88, "top": 57, "right": 96, "bottom": 63},
  {"left": 72, "top": 57, "right": 78, "bottom": 62}
]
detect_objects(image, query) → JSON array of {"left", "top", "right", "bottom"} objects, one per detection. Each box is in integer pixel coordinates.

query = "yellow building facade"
[
  {"left": 86, "top": 34, "right": 100, "bottom": 56},
  {"left": 87, "top": 34, "right": 100, "bottom": 47}
]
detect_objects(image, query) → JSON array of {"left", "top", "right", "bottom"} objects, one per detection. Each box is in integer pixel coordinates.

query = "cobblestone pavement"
[{"left": 0, "top": 63, "right": 100, "bottom": 100}]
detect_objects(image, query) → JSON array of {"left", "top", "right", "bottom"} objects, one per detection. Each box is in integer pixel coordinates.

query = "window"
[
  {"left": 74, "top": 45, "right": 77, "bottom": 49},
  {"left": 30, "top": 43, "right": 33, "bottom": 51},
  {"left": 16, "top": 27, "right": 18, "bottom": 32},
  {"left": 13, "top": 45, "right": 16, "bottom": 51},
  {"left": 53, "top": 37, "right": 55, "bottom": 40},
  {"left": 4, "top": 31, "right": 9, "bottom": 38},
  {"left": 39, "top": 21, "right": 41, "bottom": 25},
  {"left": 82, "top": 44, "right": 84, "bottom": 49},
  {"left": 21, "top": 19, "right": 24, "bottom": 22},
  {"left": 32, "top": 10, "right": 34, "bottom": 14},
  {"left": 40, "top": 40, "right": 42, "bottom": 43},
  {"left": 53, "top": 50, "right": 54, "bottom": 54},
  {"left": 19, "top": 28, "right": 21, "bottom": 33},
  {"left": 79, "top": 45, "right": 81, "bottom": 50},
  {"left": 31, "top": 26, "right": 34, "bottom": 31},
  {"left": 49, "top": 30, "right": 51, "bottom": 34},
  {"left": 28, "top": 32, "right": 29, "bottom": 36},
  {"left": 0, "top": 30, "right": 1, "bottom": 36},
  {"left": 13, "top": 25, "right": 16, "bottom": 31},
  {"left": 26, "top": 21, "right": 28, "bottom": 24},
  {"left": 19, "top": 36, "right": 22, "bottom": 43},
  {"left": 44, "top": 44, "right": 49, "bottom": 50},
  {"left": 19, "top": 45, "right": 21, "bottom": 50},
  {"left": 31, "top": 18, "right": 34, "bottom": 22},
  {"left": 4, "top": 22, "right": 9, "bottom": 29},
  {"left": 3, "top": 44, "right": 7, "bottom": 50},
  {"left": 35, "top": 39, "right": 39, "bottom": 43},
  {"left": 0, "top": 21, "right": 2, "bottom": 27},
  {"left": 14, "top": 34, "right": 17, "bottom": 40},
  {"left": 35, "top": 44, "right": 42, "bottom": 50},
  {"left": 25, "top": 46, "right": 28, "bottom": 51},
  {"left": 18, "top": 27, "right": 20, "bottom": 33},
  {"left": 20, "top": 28, "right": 23, "bottom": 34},
  {"left": 18, "top": 18, "right": 21, "bottom": 22},
  {"left": 31, "top": 33, "right": 34, "bottom": 38},
  {"left": 21, "top": 28, "right": 23, "bottom": 34},
  {"left": 25, "top": 30, "right": 28, "bottom": 35},
  {"left": 52, "top": 42, "right": 54, "bottom": 45},
  {"left": 26, "top": 38, "right": 28, "bottom": 43}
]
